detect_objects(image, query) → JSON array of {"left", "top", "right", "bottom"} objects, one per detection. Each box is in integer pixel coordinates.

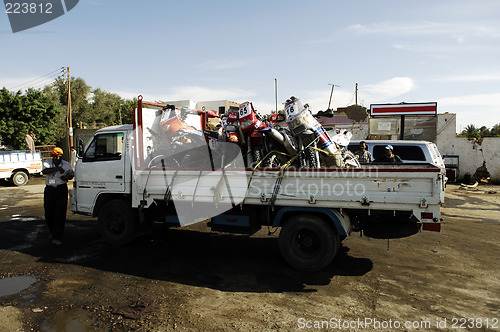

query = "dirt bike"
[
  {"left": 238, "top": 102, "right": 298, "bottom": 168},
  {"left": 329, "top": 129, "right": 360, "bottom": 168},
  {"left": 146, "top": 106, "right": 228, "bottom": 169},
  {"left": 284, "top": 97, "right": 359, "bottom": 168},
  {"left": 221, "top": 110, "right": 241, "bottom": 145}
]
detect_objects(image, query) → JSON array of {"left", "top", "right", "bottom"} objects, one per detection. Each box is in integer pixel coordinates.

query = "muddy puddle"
[
  {"left": 39, "top": 308, "right": 94, "bottom": 332},
  {"left": 0, "top": 275, "right": 37, "bottom": 297}
]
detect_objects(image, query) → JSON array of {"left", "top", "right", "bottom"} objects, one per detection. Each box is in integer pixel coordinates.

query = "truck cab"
[{"left": 72, "top": 125, "right": 132, "bottom": 215}]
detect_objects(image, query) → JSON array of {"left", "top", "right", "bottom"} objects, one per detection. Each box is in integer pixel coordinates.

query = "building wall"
[
  {"left": 164, "top": 100, "right": 239, "bottom": 114},
  {"left": 326, "top": 124, "right": 369, "bottom": 141},
  {"left": 320, "top": 113, "right": 370, "bottom": 140},
  {"left": 436, "top": 113, "right": 500, "bottom": 183}
]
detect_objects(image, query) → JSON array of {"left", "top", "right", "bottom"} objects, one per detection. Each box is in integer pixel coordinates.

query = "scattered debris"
[
  {"left": 472, "top": 161, "right": 491, "bottom": 184},
  {"left": 112, "top": 298, "right": 158, "bottom": 320},
  {"left": 459, "top": 181, "right": 478, "bottom": 190}
]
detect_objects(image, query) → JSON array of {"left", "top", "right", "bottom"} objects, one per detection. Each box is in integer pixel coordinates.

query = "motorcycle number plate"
[
  {"left": 239, "top": 103, "right": 252, "bottom": 118},
  {"left": 285, "top": 103, "right": 300, "bottom": 122}
]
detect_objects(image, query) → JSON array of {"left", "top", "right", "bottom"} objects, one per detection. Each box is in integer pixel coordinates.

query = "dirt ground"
[{"left": 0, "top": 177, "right": 499, "bottom": 331}]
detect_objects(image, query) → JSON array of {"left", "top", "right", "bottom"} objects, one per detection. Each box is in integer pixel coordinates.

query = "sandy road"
[{"left": 0, "top": 178, "right": 499, "bottom": 331}]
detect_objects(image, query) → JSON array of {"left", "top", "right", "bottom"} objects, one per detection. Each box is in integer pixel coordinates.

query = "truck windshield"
[{"left": 83, "top": 133, "right": 124, "bottom": 162}]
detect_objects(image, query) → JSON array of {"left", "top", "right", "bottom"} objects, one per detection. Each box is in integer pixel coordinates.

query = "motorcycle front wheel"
[{"left": 305, "top": 147, "right": 319, "bottom": 168}]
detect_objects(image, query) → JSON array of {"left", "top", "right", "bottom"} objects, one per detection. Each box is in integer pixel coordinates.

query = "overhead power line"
[
  {"left": 7, "top": 67, "right": 65, "bottom": 92},
  {"left": 30, "top": 76, "right": 62, "bottom": 90}
]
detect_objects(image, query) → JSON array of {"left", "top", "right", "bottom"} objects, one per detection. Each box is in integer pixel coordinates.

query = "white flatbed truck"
[
  {"left": 0, "top": 150, "right": 43, "bottom": 186},
  {"left": 69, "top": 97, "right": 445, "bottom": 271}
]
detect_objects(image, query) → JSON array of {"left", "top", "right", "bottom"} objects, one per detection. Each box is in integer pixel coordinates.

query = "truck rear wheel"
[
  {"left": 98, "top": 199, "right": 136, "bottom": 246},
  {"left": 11, "top": 171, "right": 28, "bottom": 186},
  {"left": 279, "top": 215, "right": 339, "bottom": 272}
]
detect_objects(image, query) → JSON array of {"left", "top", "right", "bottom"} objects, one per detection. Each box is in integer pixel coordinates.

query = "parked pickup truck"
[
  {"left": 69, "top": 97, "right": 445, "bottom": 271},
  {"left": 0, "top": 150, "right": 43, "bottom": 186},
  {"left": 348, "top": 140, "right": 445, "bottom": 169}
]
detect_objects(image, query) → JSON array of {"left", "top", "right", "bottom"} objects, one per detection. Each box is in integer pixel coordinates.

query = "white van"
[{"left": 348, "top": 140, "right": 445, "bottom": 170}]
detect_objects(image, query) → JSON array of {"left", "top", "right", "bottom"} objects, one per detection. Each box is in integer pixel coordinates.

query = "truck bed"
[{"left": 132, "top": 163, "right": 444, "bottom": 225}]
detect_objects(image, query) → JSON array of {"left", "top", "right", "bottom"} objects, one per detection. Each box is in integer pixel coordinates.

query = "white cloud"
[
  {"left": 112, "top": 90, "right": 143, "bottom": 101},
  {"left": 113, "top": 86, "right": 255, "bottom": 105},
  {"left": 348, "top": 21, "right": 499, "bottom": 38},
  {"left": 196, "top": 59, "right": 251, "bottom": 71},
  {"left": 363, "top": 77, "right": 416, "bottom": 102},
  {"left": 433, "top": 74, "right": 500, "bottom": 82},
  {"left": 438, "top": 92, "right": 500, "bottom": 130},
  {"left": 250, "top": 100, "right": 276, "bottom": 114},
  {"left": 392, "top": 43, "right": 455, "bottom": 54},
  {"left": 1, "top": 76, "right": 58, "bottom": 91},
  {"left": 304, "top": 90, "right": 355, "bottom": 111},
  {"left": 297, "top": 77, "right": 416, "bottom": 112},
  {"left": 163, "top": 86, "right": 254, "bottom": 101},
  {"left": 438, "top": 92, "right": 500, "bottom": 107},
  {"left": 350, "top": 21, "right": 500, "bottom": 55}
]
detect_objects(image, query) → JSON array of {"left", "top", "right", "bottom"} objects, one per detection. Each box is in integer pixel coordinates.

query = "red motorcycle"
[
  {"left": 238, "top": 102, "right": 299, "bottom": 168},
  {"left": 222, "top": 110, "right": 241, "bottom": 144},
  {"left": 238, "top": 102, "right": 268, "bottom": 166}
]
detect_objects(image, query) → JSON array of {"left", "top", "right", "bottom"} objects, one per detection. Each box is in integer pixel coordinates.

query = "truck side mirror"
[{"left": 77, "top": 138, "right": 84, "bottom": 158}]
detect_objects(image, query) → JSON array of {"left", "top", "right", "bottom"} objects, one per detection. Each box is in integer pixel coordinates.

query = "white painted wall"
[
  {"left": 163, "top": 100, "right": 238, "bottom": 113},
  {"left": 326, "top": 124, "right": 369, "bottom": 141},
  {"left": 436, "top": 113, "right": 500, "bottom": 182}
]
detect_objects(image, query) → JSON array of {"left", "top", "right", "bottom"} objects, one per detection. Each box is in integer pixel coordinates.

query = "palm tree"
[{"left": 460, "top": 124, "right": 480, "bottom": 139}]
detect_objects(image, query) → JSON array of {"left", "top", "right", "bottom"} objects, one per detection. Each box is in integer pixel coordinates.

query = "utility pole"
[
  {"left": 67, "top": 67, "right": 73, "bottom": 149},
  {"left": 327, "top": 83, "right": 340, "bottom": 110},
  {"left": 275, "top": 78, "right": 278, "bottom": 113},
  {"left": 355, "top": 83, "right": 358, "bottom": 105}
]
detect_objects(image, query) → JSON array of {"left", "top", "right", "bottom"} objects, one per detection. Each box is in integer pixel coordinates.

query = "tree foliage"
[
  {"left": 458, "top": 123, "right": 500, "bottom": 139},
  {"left": 1, "top": 77, "right": 136, "bottom": 150},
  {"left": 0, "top": 87, "right": 65, "bottom": 149}
]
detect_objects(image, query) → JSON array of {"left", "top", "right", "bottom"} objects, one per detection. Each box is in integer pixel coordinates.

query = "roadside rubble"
[
  {"left": 458, "top": 181, "right": 497, "bottom": 194},
  {"left": 112, "top": 298, "right": 159, "bottom": 320}
]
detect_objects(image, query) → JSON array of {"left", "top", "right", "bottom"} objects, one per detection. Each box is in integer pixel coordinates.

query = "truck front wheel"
[
  {"left": 279, "top": 215, "right": 339, "bottom": 272},
  {"left": 11, "top": 171, "right": 28, "bottom": 186},
  {"left": 98, "top": 199, "right": 136, "bottom": 246}
]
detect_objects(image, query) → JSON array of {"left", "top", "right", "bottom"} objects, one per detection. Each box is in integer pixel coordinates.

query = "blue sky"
[{"left": 1, "top": 0, "right": 499, "bottom": 132}]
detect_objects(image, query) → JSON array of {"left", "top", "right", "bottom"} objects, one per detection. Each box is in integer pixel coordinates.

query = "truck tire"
[
  {"left": 11, "top": 171, "right": 28, "bottom": 186},
  {"left": 98, "top": 199, "right": 136, "bottom": 246},
  {"left": 279, "top": 215, "right": 339, "bottom": 272}
]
